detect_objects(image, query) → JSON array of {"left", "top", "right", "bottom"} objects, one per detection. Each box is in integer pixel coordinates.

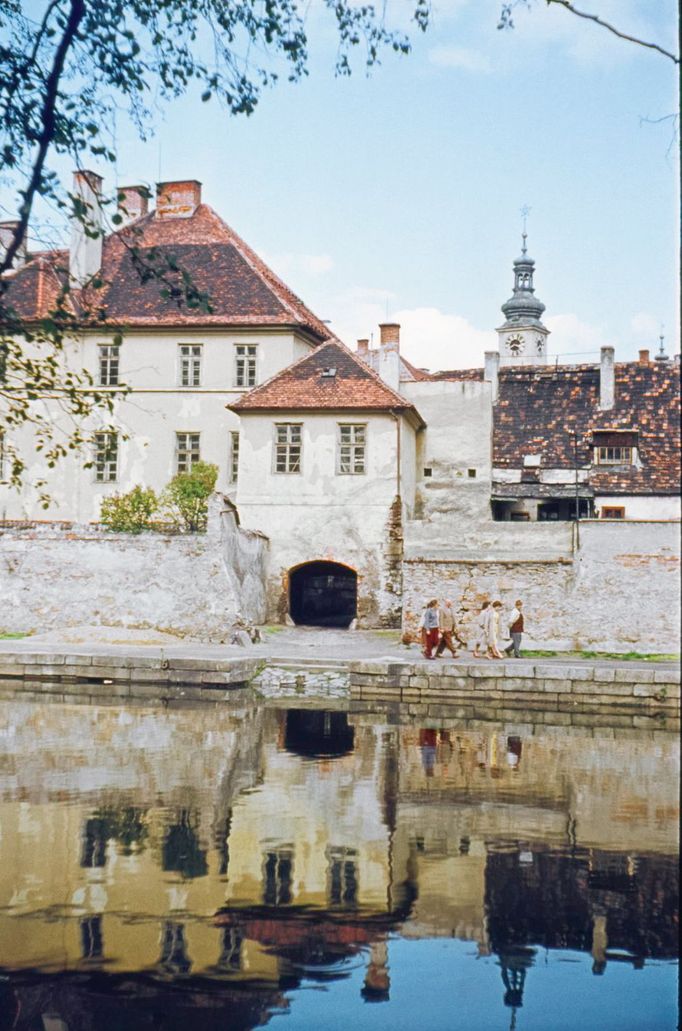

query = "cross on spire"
[{"left": 520, "top": 204, "right": 531, "bottom": 255}]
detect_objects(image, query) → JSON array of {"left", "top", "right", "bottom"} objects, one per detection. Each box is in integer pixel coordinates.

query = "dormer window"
[
  {"left": 592, "top": 431, "right": 638, "bottom": 466},
  {"left": 321, "top": 367, "right": 337, "bottom": 378}
]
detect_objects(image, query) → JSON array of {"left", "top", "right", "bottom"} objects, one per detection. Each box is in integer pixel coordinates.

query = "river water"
[{"left": 0, "top": 693, "right": 678, "bottom": 1030}]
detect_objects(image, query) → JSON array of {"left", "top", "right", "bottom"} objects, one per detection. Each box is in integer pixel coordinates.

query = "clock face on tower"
[{"left": 506, "top": 335, "right": 525, "bottom": 356}]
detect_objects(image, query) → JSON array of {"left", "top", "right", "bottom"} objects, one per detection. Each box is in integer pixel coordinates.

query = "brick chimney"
[
  {"left": 638, "top": 349, "right": 650, "bottom": 364},
  {"left": 484, "top": 351, "right": 500, "bottom": 404},
  {"left": 378, "top": 323, "right": 400, "bottom": 393},
  {"left": 599, "top": 346, "right": 615, "bottom": 411},
  {"left": 156, "top": 179, "right": 202, "bottom": 219},
  {"left": 357, "top": 338, "right": 369, "bottom": 355},
  {"left": 70, "top": 170, "right": 103, "bottom": 287},
  {"left": 117, "top": 185, "right": 149, "bottom": 225},
  {"left": 0, "top": 220, "right": 27, "bottom": 269}
]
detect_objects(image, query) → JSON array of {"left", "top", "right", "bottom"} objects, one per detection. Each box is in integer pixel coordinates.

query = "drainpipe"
[{"left": 390, "top": 409, "right": 401, "bottom": 499}]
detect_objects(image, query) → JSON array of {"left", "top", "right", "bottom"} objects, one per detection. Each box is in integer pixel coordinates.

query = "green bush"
[
  {"left": 100, "top": 485, "right": 159, "bottom": 533},
  {"left": 160, "top": 461, "right": 218, "bottom": 533}
]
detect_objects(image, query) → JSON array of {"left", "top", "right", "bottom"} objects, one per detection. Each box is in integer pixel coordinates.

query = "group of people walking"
[{"left": 419, "top": 597, "right": 524, "bottom": 660}]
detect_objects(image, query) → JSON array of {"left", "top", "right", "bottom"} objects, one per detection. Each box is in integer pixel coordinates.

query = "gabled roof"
[
  {"left": 2, "top": 205, "right": 330, "bottom": 340},
  {"left": 229, "top": 340, "right": 425, "bottom": 424},
  {"left": 493, "top": 361, "right": 681, "bottom": 495}
]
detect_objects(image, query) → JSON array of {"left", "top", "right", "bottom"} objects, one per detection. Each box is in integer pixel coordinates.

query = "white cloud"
[
  {"left": 265, "top": 251, "right": 335, "bottom": 280},
  {"left": 544, "top": 313, "right": 611, "bottom": 360},
  {"left": 428, "top": 45, "right": 492, "bottom": 72},
  {"left": 394, "top": 307, "right": 493, "bottom": 370}
]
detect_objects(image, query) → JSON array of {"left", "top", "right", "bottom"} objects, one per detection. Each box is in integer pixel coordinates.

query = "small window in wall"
[
  {"left": 467, "top": 468, "right": 477, "bottom": 478},
  {"left": 94, "top": 431, "right": 118, "bottom": 482},
  {"left": 274, "top": 423, "right": 301, "bottom": 473},
  {"left": 601, "top": 506, "right": 625, "bottom": 519},
  {"left": 595, "top": 446, "right": 633, "bottom": 465},
  {"left": 423, "top": 467, "right": 432, "bottom": 478},
  {"left": 327, "top": 846, "right": 358, "bottom": 908},
  {"left": 229, "top": 431, "right": 239, "bottom": 484},
  {"left": 98, "top": 344, "right": 120, "bottom": 386},
  {"left": 337, "top": 423, "right": 366, "bottom": 474},
  {"left": 235, "top": 344, "right": 258, "bottom": 388},
  {"left": 176, "top": 432, "right": 201, "bottom": 474},
  {"left": 178, "top": 344, "right": 202, "bottom": 387}
]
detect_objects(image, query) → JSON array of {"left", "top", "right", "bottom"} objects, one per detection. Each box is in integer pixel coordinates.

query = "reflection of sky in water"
[
  {"left": 276, "top": 941, "right": 678, "bottom": 1031},
  {"left": 0, "top": 698, "right": 677, "bottom": 1029}
]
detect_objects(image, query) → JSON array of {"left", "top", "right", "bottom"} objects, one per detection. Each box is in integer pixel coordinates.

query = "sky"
[{"left": 8, "top": 0, "right": 681, "bottom": 371}]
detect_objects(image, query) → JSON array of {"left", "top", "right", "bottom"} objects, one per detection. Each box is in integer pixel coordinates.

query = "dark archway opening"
[
  {"left": 289, "top": 561, "right": 357, "bottom": 628},
  {"left": 284, "top": 709, "right": 355, "bottom": 760}
]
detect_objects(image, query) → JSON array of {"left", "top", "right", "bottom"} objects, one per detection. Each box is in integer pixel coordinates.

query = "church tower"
[{"left": 496, "top": 230, "right": 550, "bottom": 366}]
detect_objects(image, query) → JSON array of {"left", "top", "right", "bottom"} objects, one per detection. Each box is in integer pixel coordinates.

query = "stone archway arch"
[{"left": 288, "top": 560, "right": 358, "bottom": 628}]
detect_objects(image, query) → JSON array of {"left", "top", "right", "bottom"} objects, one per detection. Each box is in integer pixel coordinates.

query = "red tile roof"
[
  {"left": 229, "top": 339, "right": 424, "bottom": 423},
  {"left": 429, "top": 368, "right": 485, "bottom": 382},
  {"left": 493, "top": 361, "right": 681, "bottom": 495},
  {"left": 2, "top": 205, "right": 330, "bottom": 340}
]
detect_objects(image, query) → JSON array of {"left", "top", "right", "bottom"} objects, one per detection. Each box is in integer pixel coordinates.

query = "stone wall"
[
  {"left": 402, "top": 520, "right": 680, "bottom": 653},
  {"left": 0, "top": 494, "right": 268, "bottom": 640}
]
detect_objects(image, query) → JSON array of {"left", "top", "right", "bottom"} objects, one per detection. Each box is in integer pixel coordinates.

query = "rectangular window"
[
  {"left": 337, "top": 423, "right": 366, "bottom": 474},
  {"left": 274, "top": 423, "right": 301, "bottom": 473},
  {"left": 178, "top": 344, "right": 202, "bottom": 387},
  {"left": 234, "top": 344, "right": 258, "bottom": 388},
  {"left": 98, "top": 344, "right": 120, "bottom": 386},
  {"left": 595, "top": 446, "right": 633, "bottom": 465},
  {"left": 175, "top": 432, "right": 201, "bottom": 474},
  {"left": 94, "top": 431, "right": 118, "bottom": 482},
  {"left": 601, "top": 506, "right": 625, "bottom": 519},
  {"left": 229, "top": 431, "right": 240, "bottom": 484}
]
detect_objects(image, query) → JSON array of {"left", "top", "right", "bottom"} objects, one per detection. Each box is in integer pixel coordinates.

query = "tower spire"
[
  {"left": 520, "top": 204, "right": 530, "bottom": 256},
  {"left": 496, "top": 211, "right": 549, "bottom": 366}
]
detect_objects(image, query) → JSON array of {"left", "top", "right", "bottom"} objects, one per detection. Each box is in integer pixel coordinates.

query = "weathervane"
[{"left": 520, "top": 204, "right": 531, "bottom": 255}]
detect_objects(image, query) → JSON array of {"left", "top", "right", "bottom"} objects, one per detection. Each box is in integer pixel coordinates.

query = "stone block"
[
  {"left": 536, "top": 665, "right": 593, "bottom": 681},
  {"left": 0, "top": 652, "right": 30, "bottom": 665},
  {"left": 62, "top": 654, "right": 96, "bottom": 666},
  {"left": 85, "top": 665, "right": 131, "bottom": 681},
  {"left": 0, "top": 664, "right": 25, "bottom": 677},
  {"left": 614, "top": 667, "right": 654, "bottom": 683},
  {"left": 408, "top": 676, "right": 429, "bottom": 689},
  {"left": 503, "top": 663, "right": 536, "bottom": 678},
  {"left": 353, "top": 661, "right": 393, "bottom": 675},
  {"left": 69, "top": 681, "right": 130, "bottom": 699},
  {"left": 401, "top": 689, "right": 422, "bottom": 701},
  {"left": 129, "top": 668, "right": 171, "bottom": 683},
  {"left": 541, "top": 679, "right": 572, "bottom": 694},
  {"left": 498, "top": 677, "right": 538, "bottom": 693},
  {"left": 25, "top": 664, "right": 65, "bottom": 678},
  {"left": 468, "top": 678, "right": 500, "bottom": 693},
  {"left": 571, "top": 713, "right": 634, "bottom": 728},
  {"left": 571, "top": 681, "right": 624, "bottom": 696},
  {"left": 632, "top": 683, "right": 662, "bottom": 698},
  {"left": 427, "top": 704, "right": 475, "bottom": 719},
  {"left": 435, "top": 665, "right": 471, "bottom": 678},
  {"left": 469, "top": 664, "right": 505, "bottom": 678},
  {"left": 19, "top": 652, "right": 68, "bottom": 666},
  {"left": 589, "top": 680, "right": 634, "bottom": 697},
  {"left": 654, "top": 668, "right": 680, "bottom": 685},
  {"left": 407, "top": 703, "right": 429, "bottom": 717}
]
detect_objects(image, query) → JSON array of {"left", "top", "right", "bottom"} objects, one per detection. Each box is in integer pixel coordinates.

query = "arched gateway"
[{"left": 289, "top": 561, "right": 357, "bottom": 628}]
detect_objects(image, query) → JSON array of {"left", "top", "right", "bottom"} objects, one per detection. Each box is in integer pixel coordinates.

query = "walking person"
[
  {"left": 420, "top": 599, "right": 440, "bottom": 660},
  {"left": 486, "top": 601, "right": 505, "bottom": 659},
  {"left": 436, "top": 599, "right": 459, "bottom": 658},
  {"left": 472, "top": 601, "right": 490, "bottom": 659},
  {"left": 504, "top": 600, "right": 525, "bottom": 658}
]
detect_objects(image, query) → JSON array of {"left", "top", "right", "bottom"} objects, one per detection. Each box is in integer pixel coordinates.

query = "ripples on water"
[{"left": 0, "top": 695, "right": 677, "bottom": 1030}]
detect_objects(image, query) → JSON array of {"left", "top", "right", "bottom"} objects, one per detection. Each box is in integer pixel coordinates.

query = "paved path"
[{"left": 0, "top": 625, "right": 678, "bottom": 671}]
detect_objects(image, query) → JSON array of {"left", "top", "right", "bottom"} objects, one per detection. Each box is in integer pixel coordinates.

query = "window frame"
[
  {"left": 234, "top": 343, "right": 258, "bottom": 389},
  {"left": 601, "top": 506, "right": 626, "bottom": 519},
  {"left": 273, "top": 422, "right": 302, "bottom": 474},
  {"left": 594, "top": 445, "right": 634, "bottom": 466},
  {"left": 178, "top": 343, "right": 203, "bottom": 388},
  {"left": 336, "top": 422, "right": 367, "bottom": 476},
  {"left": 93, "top": 431, "right": 119, "bottom": 483},
  {"left": 175, "top": 431, "right": 201, "bottom": 475},
  {"left": 98, "top": 343, "right": 120, "bottom": 387},
  {"left": 229, "top": 430, "right": 240, "bottom": 485}
]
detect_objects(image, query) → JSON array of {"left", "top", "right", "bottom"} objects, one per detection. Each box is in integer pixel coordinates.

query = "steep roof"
[
  {"left": 1, "top": 205, "right": 330, "bottom": 340},
  {"left": 229, "top": 339, "right": 424, "bottom": 424},
  {"left": 493, "top": 361, "right": 681, "bottom": 495}
]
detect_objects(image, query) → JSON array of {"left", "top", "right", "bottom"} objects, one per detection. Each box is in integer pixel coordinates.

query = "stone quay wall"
[
  {"left": 0, "top": 495, "right": 268, "bottom": 641},
  {"left": 402, "top": 520, "right": 681, "bottom": 653},
  {"left": 350, "top": 660, "right": 680, "bottom": 729}
]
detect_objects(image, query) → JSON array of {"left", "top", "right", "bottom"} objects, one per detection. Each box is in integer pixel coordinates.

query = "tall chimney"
[
  {"left": 117, "top": 185, "right": 149, "bottom": 226},
  {"left": 156, "top": 179, "right": 202, "bottom": 219},
  {"left": 357, "top": 338, "right": 369, "bottom": 355},
  {"left": 484, "top": 351, "right": 500, "bottom": 404},
  {"left": 638, "top": 349, "right": 650, "bottom": 364},
  {"left": 378, "top": 323, "right": 401, "bottom": 393},
  {"left": 0, "top": 220, "right": 27, "bottom": 269},
  {"left": 599, "top": 346, "right": 615, "bottom": 410},
  {"left": 70, "top": 170, "right": 103, "bottom": 287}
]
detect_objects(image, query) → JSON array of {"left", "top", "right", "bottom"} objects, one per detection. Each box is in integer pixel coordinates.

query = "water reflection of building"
[{"left": 0, "top": 698, "right": 677, "bottom": 1027}]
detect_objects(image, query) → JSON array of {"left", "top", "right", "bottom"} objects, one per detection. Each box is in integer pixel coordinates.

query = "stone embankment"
[{"left": 350, "top": 660, "right": 680, "bottom": 728}]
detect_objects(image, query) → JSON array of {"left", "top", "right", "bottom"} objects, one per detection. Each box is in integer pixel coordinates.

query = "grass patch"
[
  {"left": 522, "top": 648, "right": 678, "bottom": 662},
  {"left": 370, "top": 629, "right": 402, "bottom": 639},
  {"left": 262, "top": 625, "right": 286, "bottom": 635},
  {"left": 0, "top": 632, "right": 26, "bottom": 640}
]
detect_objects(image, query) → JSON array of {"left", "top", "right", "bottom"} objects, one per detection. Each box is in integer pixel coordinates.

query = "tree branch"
[
  {"left": 546, "top": 0, "right": 679, "bottom": 64},
  {"left": 0, "top": 0, "right": 85, "bottom": 279}
]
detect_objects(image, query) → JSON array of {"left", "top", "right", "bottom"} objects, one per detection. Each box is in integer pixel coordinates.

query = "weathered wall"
[
  {"left": 0, "top": 494, "right": 268, "bottom": 640},
  {"left": 402, "top": 519, "right": 680, "bottom": 652}
]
